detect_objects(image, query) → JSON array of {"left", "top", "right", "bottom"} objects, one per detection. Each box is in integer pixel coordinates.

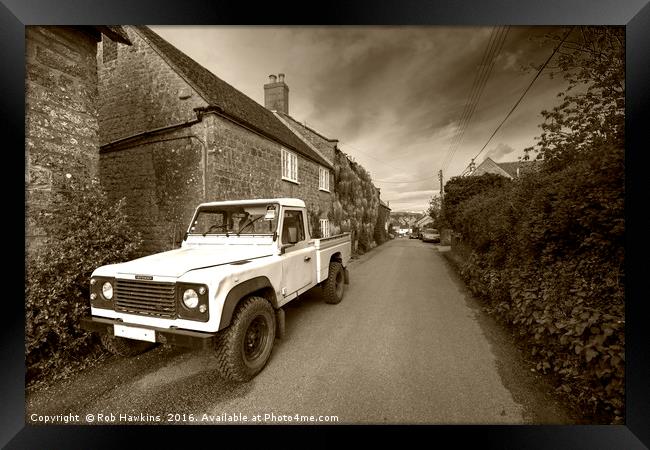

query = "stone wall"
[
  {"left": 204, "top": 112, "right": 332, "bottom": 224},
  {"left": 99, "top": 125, "right": 204, "bottom": 255},
  {"left": 25, "top": 26, "right": 100, "bottom": 255},
  {"left": 97, "top": 26, "right": 208, "bottom": 146}
]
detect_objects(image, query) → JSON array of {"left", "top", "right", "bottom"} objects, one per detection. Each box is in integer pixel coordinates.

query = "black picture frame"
[{"left": 5, "top": 0, "right": 649, "bottom": 447}]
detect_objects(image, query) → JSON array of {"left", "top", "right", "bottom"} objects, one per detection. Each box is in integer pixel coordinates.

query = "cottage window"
[
  {"left": 319, "top": 218, "right": 330, "bottom": 238},
  {"left": 282, "top": 148, "right": 298, "bottom": 183},
  {"left": 319, "top": 166, "right": 330, "bottom": 192}
]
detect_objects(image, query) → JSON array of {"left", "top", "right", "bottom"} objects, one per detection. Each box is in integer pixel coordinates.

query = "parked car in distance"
[{"left": 422, "top": 228, "right": 440, "bottom": 243}]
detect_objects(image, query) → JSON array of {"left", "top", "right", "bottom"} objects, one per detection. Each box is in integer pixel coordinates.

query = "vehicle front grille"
[{"left": 115, "top": 279, "right": 176, "bottom": 318}]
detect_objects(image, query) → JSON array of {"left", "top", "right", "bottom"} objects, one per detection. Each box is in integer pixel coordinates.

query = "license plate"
[{"left": 114, "top": 324, "right": 156, "bottom": 343}]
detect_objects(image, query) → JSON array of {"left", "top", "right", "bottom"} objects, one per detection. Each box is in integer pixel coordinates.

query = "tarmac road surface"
[{"left": 26, "top": 238, "right": 577, "bottom": 425}]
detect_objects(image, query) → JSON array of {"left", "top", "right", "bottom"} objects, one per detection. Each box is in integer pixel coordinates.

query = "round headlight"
[
  {"left": 198, "top": 286, "right": 206, "bottom": 295},
  {"left": 183, "top": 289, "right": 199, "bottom": 309},
  {"left": 102, "top": 281, "right": 113, "bottom": 300}
]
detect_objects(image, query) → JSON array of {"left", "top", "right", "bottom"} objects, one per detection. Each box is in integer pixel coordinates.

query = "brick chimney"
[{"left": 264, "top": 73, "right": 289, "bottom": 114}]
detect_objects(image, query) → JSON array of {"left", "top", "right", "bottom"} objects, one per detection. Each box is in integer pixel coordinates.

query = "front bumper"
[{"left": 80, "top": 316, "right": 218, "bottom": 350}]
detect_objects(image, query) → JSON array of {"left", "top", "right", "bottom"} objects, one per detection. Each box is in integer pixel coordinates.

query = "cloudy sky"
[{"left": 151, "top": 26, "right": 571, "bottom": 212}]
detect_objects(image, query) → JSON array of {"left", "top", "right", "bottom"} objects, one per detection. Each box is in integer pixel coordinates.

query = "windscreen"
[{"left": 189, "top": 203, "right": 279, "bottom": 236}]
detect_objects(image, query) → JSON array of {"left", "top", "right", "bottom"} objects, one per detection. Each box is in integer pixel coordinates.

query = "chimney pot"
[
  {"left": 269, "top": 74, "right": 277, "bottom": 83},
  {"left": 278, "top": 73, "right": 285, "bottom": 83}
]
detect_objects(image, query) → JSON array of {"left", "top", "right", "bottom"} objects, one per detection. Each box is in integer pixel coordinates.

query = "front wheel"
[
  {"left": 323, "top": 261, "right": 345, "bottom": 304},
  {"left": 214, "top": 296, "right": 276, "bottom": 382}
]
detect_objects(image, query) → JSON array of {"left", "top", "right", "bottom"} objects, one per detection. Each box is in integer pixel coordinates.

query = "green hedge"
[
  {"left": 26, "top": 181, "right": 143, "bottom": 385},
  {"left": 445, "top": 142, "right": 624, "bottom": 422}
]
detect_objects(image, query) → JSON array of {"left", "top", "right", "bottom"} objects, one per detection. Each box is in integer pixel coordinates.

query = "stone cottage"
[
  {"left": 96, "top": 26, "right": 334, "bottom": 255},
  {"left": 25, "top": 26, "right": 131, "bottom": 256}
]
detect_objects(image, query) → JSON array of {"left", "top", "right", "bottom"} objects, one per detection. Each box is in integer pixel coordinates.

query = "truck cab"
[{"left": 81, "top": 198, "right": 351, "bottom": 381}]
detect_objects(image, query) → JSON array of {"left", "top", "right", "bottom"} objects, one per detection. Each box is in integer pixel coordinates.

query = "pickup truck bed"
[{"left": 314, "top": 233, "right": 351, "bottom": 283}]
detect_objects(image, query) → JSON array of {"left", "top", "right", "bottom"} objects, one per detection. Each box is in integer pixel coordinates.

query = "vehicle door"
[{"left": 280, "top": 209, "right": 316, "bottom": 296}]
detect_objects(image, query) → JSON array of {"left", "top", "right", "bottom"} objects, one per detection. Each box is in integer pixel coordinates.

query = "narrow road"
[{"left": 26, "top": 239, "right": 575, "bottom": 425}]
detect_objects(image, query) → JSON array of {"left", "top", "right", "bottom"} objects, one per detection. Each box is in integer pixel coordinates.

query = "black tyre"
[
  {"left": 100, "top": 333, "right": 156, "bottom": 357},
  {"left": 323, "top": 261, "right": 345, "bottom": 304},
  {"left": 214, "top": 296, "right": 276, "bottom": 382}
]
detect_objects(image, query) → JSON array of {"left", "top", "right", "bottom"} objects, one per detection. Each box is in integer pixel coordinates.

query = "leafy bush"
[
  {"left": 451, "top": 141, "right": 624, "bottom": 422},
  {"left": 442, "top": 27, "right": 625, "bottom": 423},
  {"left": 25, "top": 180, "right": 143, "bottom": 384},
  {"left": 329, "top": 149, "right": 380, "bottom": 253},
  {"left": 441, "top": 173, "right": 511, "bottom": 231}
]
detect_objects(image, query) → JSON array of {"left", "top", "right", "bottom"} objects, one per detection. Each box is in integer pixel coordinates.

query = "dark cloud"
[{"left": 485, "top": 143, "right": 517, "bottom": 161}]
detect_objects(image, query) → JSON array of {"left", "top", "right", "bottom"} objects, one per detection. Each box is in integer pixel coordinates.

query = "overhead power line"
[
  {"left": 441, "top": 26, "right": 502, "bottom": 171},
  {"left": 441, "top": 26, "right": 510, "bottom": 174},
  {"left": 463, "top": 26, "right": 575, "bottom": 175}
]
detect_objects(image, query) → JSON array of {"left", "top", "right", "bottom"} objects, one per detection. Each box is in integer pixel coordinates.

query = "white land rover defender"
[{"left": 81, "top": 198, "right": 351, "bottom": 381}]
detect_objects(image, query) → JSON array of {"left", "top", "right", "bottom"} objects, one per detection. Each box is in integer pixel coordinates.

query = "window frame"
[
  {"left": 318, "top": 166, "right": 330, "bottom": 192},
  {"left": 319, "top": 218, "right": 330, "bottom": 238},
  {"left": 281, "top": 147, "right": 299, "bottom": 184}
]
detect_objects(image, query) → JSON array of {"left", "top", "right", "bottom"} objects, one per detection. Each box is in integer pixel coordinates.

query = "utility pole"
[
  {"left": 469, "top": 159, "right": 476, "bottom": 175},
  {"left": 438, "top": 169, "right": 444, "bottom": 200}
]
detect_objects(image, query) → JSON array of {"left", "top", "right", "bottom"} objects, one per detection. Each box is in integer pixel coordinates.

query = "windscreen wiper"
[{"left": 236, "top": 216, "right": 263, "bottom": 236}]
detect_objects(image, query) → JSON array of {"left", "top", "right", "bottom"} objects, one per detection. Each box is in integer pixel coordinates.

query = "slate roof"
[
  {"left": 474, "top": 157, "right": 539, "bottom": 179},
  {"left": 496, "top": 160, "right": 540, "bottom": 178},
  {"left": 276, "top": 112, "right": 339, "bottom": 143},
  {"left": 132, "top": 26, "right": 332, "bottom": 169}
]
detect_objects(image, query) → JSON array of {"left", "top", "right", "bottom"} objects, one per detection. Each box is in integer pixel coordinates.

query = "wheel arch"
[
  {"left": 219, "top": 276, "right": 278, "bottom": 330},
  {"left": 330, "top": 252, "right": 343, "bottom": 264}
]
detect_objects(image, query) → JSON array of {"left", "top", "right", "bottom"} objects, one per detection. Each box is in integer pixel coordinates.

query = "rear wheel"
[
  {"left": 100, "top": 333, "right": 156, "bottom": 357},
  {"left": 214, "top": 296, "right": 276, "bottom": 382},
  {"left": 323, "top": 261, "right": 345, "bottom": 304}
]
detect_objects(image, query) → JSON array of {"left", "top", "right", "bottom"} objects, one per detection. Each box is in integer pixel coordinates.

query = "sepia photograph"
[
  {"left": 23, "top": 23, "right": 626, "bottom": 426},
  {"left": 7, "top": 0, "right": 648, "bottom": 445}
]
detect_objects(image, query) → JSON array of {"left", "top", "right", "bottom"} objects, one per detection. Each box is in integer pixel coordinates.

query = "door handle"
[{"left": 304, "top": 256, "right": 311, "bottom": 262}]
